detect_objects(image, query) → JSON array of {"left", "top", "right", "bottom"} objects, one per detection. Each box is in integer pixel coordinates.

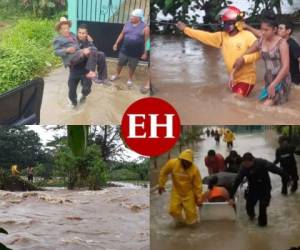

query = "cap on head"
[
  {"left": 179, "top": 149, "right": 193, "bottom": 163},
  {"left": 131, "top": 8, "right": 144, "bottom": 22}
]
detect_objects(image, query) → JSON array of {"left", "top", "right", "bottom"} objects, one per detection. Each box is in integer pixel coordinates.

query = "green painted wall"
[{"left": 68, "top": 0, "right": 125, "bottom": 33}]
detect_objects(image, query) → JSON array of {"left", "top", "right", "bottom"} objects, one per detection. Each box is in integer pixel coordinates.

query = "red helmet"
[{"left": 218, "top": 6, "right": 241, "bottom": 22}]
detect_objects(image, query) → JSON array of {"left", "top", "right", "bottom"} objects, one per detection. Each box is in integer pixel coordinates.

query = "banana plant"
[{"left": 67, "top": 125, "right": 89, "bottom": 157}]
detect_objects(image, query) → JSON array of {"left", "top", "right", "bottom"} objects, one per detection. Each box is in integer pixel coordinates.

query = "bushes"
[
  {"left": 55, "top": 144, "right": 107, "bottom": 190},
  {"left": 109, "top": 168, "right": 139, "bottom": 181},
  {"left": 21, "top": 0, "right": 66, "bottom": 18},
  {"left": 108, "top": 159, "right": 149, "bottom": 181},
  {"left": 0, "top": 19, "right": 60, "bottom": 94}
]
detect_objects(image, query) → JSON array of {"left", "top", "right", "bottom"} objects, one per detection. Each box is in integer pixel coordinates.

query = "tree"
[
  {"left": 54, "top": 143, "right": 107, "bottom": 190},
  {"left": 250, "top": 0, "right": 294, "bottom": 17},
  {"left": 0, "top": 126, "right": 45, "bottom": 170},
  {"left": 20, "top": 0, "right": 66, "bottom": 17},
  {"left": 89, "top": 125, "right": 125, "bottom": 163},
  {"left": 151, "top": 0, "right": 230, "bottom": 32}
]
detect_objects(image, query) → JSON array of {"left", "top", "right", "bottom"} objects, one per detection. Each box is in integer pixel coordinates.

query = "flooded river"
[
  {"left": 150, "top": 130, "right": 300, "bottom": 250},
  {"left": 151, "top": 31, "right": 300, "bottom": 124},
  {"left": 0, "top": 185, "right": 149, "bottom": 250},
  {"left": 40, "top": 60, "right": 148, "bottom": 125}
]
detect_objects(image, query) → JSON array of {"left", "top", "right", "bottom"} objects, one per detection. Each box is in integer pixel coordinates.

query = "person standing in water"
[
  {"left": 243, "top": 20, "right": 300, "bottom": 85},
  {"left": 233, "top": 14, "right": 291, "bottom": 106},
  {"left": 27, "top": 166, "right": 34, "bottom": 182},
  {"left": 223, "top": 129, "right": 235, "bottom": 149},
  {"left": 225, "top": 150, "right": 242, "bottom": 173},
  {"left": 214, "top": 130, "right": 220, "bottom": 145},
  {"left": 206, "top": 128, "right": 211, "bottom": 137},
  {"left": 176, "top": 6, "right": 260, "bottom": 97},
  {"left": 229, "top": 153, "right": 287, "bottom": 227},
  {"left": 11, "top": 165, "right": 20, "bottom": 176},
  {"left": 205, "top": 150, "right": 225, "bottom": 175},
  {"left": 158, "top": 149, "right": 203, "bottom": 225},
  {"left": 274, "top": 135, "right": 299, "bottom": 195},
  {"left": 53, "top": 17, "right": 97, "bottom": 108}
]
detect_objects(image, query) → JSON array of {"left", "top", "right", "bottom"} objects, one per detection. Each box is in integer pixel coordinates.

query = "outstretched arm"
[{"left": 176, "top": 21, "right": 223, "bottom": 49}]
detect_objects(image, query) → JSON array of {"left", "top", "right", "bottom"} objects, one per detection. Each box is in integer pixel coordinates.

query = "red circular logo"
[{"left": 121, "top": 97, "right": 181, "bottom": 157}]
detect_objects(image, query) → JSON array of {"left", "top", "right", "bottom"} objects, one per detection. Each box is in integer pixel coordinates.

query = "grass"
[
  {"left": 0, "top": 3, "right": 65, "bottom": 94},
  {"left": 0, "top": 18, "right": 61, "bottom": 94}
]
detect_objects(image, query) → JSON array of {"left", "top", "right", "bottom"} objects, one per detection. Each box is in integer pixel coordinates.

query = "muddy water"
[
  {"left": 40, "top": 60, "right": 148, "bottom": 125},
  {"left": 150, "top": 131, "right": 300, "bottom": 250},
  {"left": 0, "top": 186, "right": 149, "bottom": 250},
  {"left": 151, "top": 31, "right": 300, "bottom": 124}
]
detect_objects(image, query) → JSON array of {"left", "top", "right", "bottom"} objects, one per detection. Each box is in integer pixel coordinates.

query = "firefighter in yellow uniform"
[
  {"left": 176, "top": 6, "right": 260, "bottom": 97},
  {"left": 158, "top": 149, "right": 203, "bottom": 225},
  {"left": 223, "top": 129, "right": 235, "bottom": 149},
  {"left": 11, "top": 165, "right": 20, "bottom": 176}
]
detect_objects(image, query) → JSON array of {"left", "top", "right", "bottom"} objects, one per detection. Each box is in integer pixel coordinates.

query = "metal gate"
[{"left": 68, "top": 0, "right": 149, "bottom": 58}]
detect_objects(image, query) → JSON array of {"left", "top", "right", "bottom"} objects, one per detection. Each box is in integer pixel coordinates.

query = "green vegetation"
[
  {"left": 275, "top": 125, "right": 300, "bottom": 144},
  {"left": 0, "top": 19, "right": 60, "bottom": 94},
  {"left": 109, "top": 160, "right": 149, "bottom": 181},
  {"left": 0, "top": 126, "right": 149, "bottom": 191},
  {"left": 151, "top": 0, "right": 296, "bottom": 33},
  {"left": 179, "top": 126, "right": 203, "bottom": 151},
  {"left": 0, "top": 0, "right": 65, "bottom": 94},
  {"left": 0, "top": 0, "right": 66, "bottom": 20},
  {"left": 0, "top": 171, "right": 41, "bottom": 191},
  {"left": 55, "top": 144, "right": 107, "bottom": 190}
]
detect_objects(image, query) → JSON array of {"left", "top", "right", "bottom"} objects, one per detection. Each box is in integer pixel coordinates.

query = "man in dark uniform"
[
  {"left": 274, "top": 135, "right": 299, "bottom": 195},
  {"left": 229, "top": 153, "right": 287, "bottom": 227}
]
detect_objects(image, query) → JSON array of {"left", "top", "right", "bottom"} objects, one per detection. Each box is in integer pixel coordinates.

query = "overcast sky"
[{"left": 27, "top": 125, "right": 144, "bottom": 162}]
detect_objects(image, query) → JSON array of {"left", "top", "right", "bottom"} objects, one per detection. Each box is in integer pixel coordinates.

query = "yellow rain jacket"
[
  {"left": 159, "top": 149, "right": 203, "bottom": 224},
  {"left": 11, "top": 165, "right": 20, "bottom": 176},
  {"left": 184, "top": 27, "right": 260, "bottom": 85},
  {"left": 223, "top": 130, "right": 235, "bottom": 143}
]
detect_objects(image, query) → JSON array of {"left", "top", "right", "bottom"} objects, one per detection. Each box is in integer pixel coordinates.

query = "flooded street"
[
  {"left": 151, "top": 31, "right": 300, "bottom": 124},
  {"left": 150, "top": 130, "right": 300, "bottom": 250},
  {"left": 40, "top": 61, "right": 148, "bottom": 125},
  {"left": 0, "top": 186, "right": 149, "bottom": 250}
]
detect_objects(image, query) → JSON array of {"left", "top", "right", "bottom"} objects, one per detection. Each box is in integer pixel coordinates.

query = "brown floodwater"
[
  {"left": 151, "top": 31, "right": 300, "bottom": 124},
  {"left": 150, "top": 129, "right": 300, "bottom": 250},
  {"left": 0, "top": 185, "right": 149, "bottom": 250},
  {"left": 40, "top": 61, "right": 148, "bottom": 125}
]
